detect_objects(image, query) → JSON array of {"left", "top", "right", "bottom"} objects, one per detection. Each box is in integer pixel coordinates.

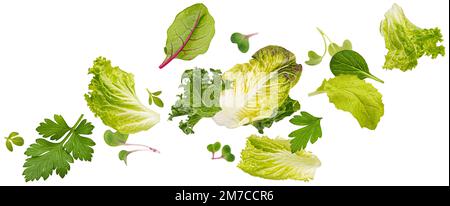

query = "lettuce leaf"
[
  {"left": 380, "top": 4, "right": 445, "bottom": 71},
  {"left": 85, "top": 57, "right": 160, "bottom": 134},
  {"left": 213, "top": 46, "right": 302, "bottom": 128},
  {"left": 310, "top": 75, "right": 384, "bottom": 130},
  {"left": 169, "top": 68, "right": 223, "bottom": 134},
  {"left": 238, "top": 135, "right": 321, "bottom": 181}
]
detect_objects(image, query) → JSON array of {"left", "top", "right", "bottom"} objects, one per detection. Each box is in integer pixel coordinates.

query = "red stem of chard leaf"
[{"left": 158, "top": 14, "right": 202, "bottom": 69}]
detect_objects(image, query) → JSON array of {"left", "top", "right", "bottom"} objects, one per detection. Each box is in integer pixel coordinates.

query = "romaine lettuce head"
[
  {"left": 380, "top": 4, "right": 445, "bottom": 71},
  {"left": 238, "top": 135, "right": 321, "bottom": 181},
  {"left": 85, "top": 57, "right": 160, "bottom": 134},
  {"left": 213, "top": 46, "right": 302, "bottom": 128}
]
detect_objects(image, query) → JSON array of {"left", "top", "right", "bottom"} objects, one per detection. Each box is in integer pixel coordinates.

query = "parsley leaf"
[
  {"left": 288, "top": 111, "right": 322, "bottom": 153},
  {"left": 23, "top": 114, "right": 95, "bottom": 182},
  {"left": 36, "top": 115, "right": 70, "bottom": 140}
]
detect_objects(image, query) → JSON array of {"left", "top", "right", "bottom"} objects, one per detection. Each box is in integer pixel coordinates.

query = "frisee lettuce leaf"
[
  {"left": 85, "top": 57, "right": 160, "bottom": 134},
  {"left": 238, "top": 135, "right": 321, "bottom": 181},
  {"left": 380, "top": 3, "right": 445, "bottom": 71}
]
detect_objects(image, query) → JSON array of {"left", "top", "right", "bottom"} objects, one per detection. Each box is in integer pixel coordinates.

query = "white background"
[{"left": 0, "top": 0, "right": 448, "bottom": 186}]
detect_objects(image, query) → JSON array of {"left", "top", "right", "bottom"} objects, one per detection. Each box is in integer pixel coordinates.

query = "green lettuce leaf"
[
  {"left": 310, "top": 75, "right": 384, "bottom": 130},
  {"left": 85, "top": 57, "right": 160, "bottom": 134},
  {"left": 380, "top": 3, "right": 445, "bottom": 71},
  {"left": 213, "top": 46, "right": 302, "bottom": 128},
  {"left": 169, "top": 68, "right": 223, "bottom": 134},
  {"left": 238, "top": 135, "right": 321, "bottom": 181}
]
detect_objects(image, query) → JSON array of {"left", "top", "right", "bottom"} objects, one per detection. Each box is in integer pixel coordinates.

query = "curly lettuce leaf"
[
  {"left": 85, "top": 57, "right": 160, "bottom": 134},
  {"left": 213, "top": 46, "right": 302, "bottom": 128},
  {"left": 169, "top": 68, "right": 223, "bottom": 134},
  {"left": 380, "top": 4, "right": 445, "bottom": 71},
  {"left": 238, "top": 135, "right": 321, "bottom": 181}
]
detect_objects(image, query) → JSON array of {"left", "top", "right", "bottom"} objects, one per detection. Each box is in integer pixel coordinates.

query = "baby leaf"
[
  {"left": 118, "top": 150, "right": 129, "bottom": 165},
  {"left": 223, "top": 153, "right": 235, "bottom": 162},
  {"left": 310, "top": 75, "right": 384, "bottom": 130},
  {"left": 147, "top": 89, "right": 164, "bottom": 108},
  {"left": 213, "top": 142, "right": 221, "bottom": 152},
  {"left": 328, "top": 40, "right": 352, "bottom": 56},
  {"left": 330, "top": 50, "right": 384, "bottom": 83},
  {"left": 305, "top": 51, "right": 323, "bottom": 66},
  {"left": 159, "top": 3, "right": 215, "bottom": 69},
  {"left": 104, "top": 130, "right": 128, "bottom": 147},
  {"left": 305, "top": 28, "right": 328, "bottom": 66},
  {"left": 153, "top": 96, "right": 164, "bottom": 108},
  {"left": 4, "top": 132, "right": 24, "bottom": 152},
  {"left": 6, "top": 141, "right": 13, "bottom": 152},
  {"left": 222, "top": 145, "right": 231, "bottom": 155},
  {"left": 230, "top": 32, "right": 258, "bottom": 53}
]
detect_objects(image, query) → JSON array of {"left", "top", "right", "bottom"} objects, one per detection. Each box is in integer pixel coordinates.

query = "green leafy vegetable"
[
  {"left": 249, "top": 96, "right": 301, "bottom": 134},
  {"left": 118, "top": 150, "right": 129, "bottom": 165},
  {"left": 309, "top": 75, "right": 384, "bottom": 130},
  {"left": 159, "top": 3, "right": 215, "bottom": 69},
  {"left": 238, "top": 135, "right": 321, "bottom": 181},
  {"left": 288, "top": 112, "right": 322, "bottom": 152},
  {"left": 104, "top": 130, "right": 128, "bottom": 147},
  {"left": 169, "top": 68, "right": 223, "bottom": 134},
  {"left": 4, "top": 132, "right": 24, "bottom": 152},
  {"left": 23, "top": 115, "right": 95, "bottom": 182},
  {"left": 328, "top": 40, "right": 352, "bottom": 56},
  {"left": 207, "top": 141, "right": 235, "bottom": 162},
  {"left": 213, "top": 46, "right": 302, "bottom": 129},
  {"left": 305, "top": 28, "right": 352, "bottom": 66},
  {"left": 380, "top": 3, "right": 445, "bottom": 71},
  {"left": 147, "top": 89, "right": 164, "bottom": 108},
  {"left": 330, "top": 50, "right": 384, "bottom": 83},
  {"left": 85, "top": 57, "right": 160, "bottom": 134},
  {"left": 231, "top": 32, "right": 258, "bottom": 53}
]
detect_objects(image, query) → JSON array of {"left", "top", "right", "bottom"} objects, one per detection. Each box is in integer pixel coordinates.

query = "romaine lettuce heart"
[{"left": 213, "top": 46, "right": 302, "bottom": 128}]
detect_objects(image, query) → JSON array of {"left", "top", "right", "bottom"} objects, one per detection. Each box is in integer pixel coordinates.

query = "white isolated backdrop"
[{"left": 0, "top": 0, "right": 448, "bottom": 186}]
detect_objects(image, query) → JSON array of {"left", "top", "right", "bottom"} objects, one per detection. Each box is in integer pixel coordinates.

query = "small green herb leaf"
[
  {"left": 288, "top": 112, "right": 323, "bottom": 153},
  {"left": 153, "top": 96, "right": 164, "bottom": 108},
  {"left": 223, "top": 153, "right": 235, "bottom": 162},
  {"left": 222, "top": 145, "right": 231, "bottom": 155},
  {"left": 330, "top": 50, "right": 384, "bottom": 83},
  {"left": 6, "top": 141, "right": 13, "bottom": 152},
  {"left": 305, "top": 51, "right": 323, "bottom": 66},
  {"left": 153, "top": 91, "right": 162, "bottom": 96},
  {"left": 104, "top": 130, "right": 128, "bottom": 147},
  {"left": 11, "top": 136, "right": 24, "bottom": 146},
  {"left": 328, "top": 40, "right": 352, "bottom": 56},
  {"left": 213, "top": 142, "right": 221, "bottom": 153},
  {"left": 118, "top": 150, "right": 129, "bottom": 165},
  {"left": 231, "top": 32, "right": 257, "bottom": 53},
  {"left": 207, "top": 144, "right": 214, "bottom": 152}
]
